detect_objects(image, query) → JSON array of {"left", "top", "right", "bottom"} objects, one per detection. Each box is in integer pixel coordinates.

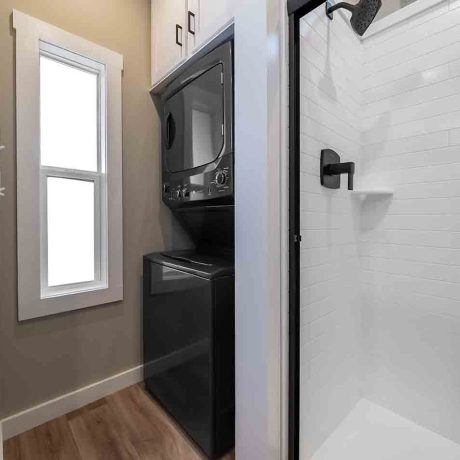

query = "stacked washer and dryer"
[{"left": 143, "top": 39, "right": 235, "bottom": 459}]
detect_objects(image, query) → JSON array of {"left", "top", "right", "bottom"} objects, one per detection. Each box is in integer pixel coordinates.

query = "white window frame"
[
  {"left": 14, "top": 10, "right": 124, "bottom": 321},
  {"left": 39, "top": 43, "right": 107, "bottom": 299}
]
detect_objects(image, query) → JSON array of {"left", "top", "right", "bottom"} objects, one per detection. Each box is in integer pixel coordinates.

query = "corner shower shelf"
[{"left": 351, "top": 188, "right": 394, "bottom": 197}]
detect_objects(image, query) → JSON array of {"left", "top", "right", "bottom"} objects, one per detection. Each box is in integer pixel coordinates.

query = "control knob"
[{"left": 215, "top": 170, "right": 229, "bottom": 186}]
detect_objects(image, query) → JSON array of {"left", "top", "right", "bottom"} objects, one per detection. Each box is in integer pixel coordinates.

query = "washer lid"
[{"left": 144, "top": 250, "right": 234, "bottom": 279}]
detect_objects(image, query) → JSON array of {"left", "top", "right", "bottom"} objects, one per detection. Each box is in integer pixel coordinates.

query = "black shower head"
[{"left": 326, "top": 0, "right": 382, "bottom": 36}]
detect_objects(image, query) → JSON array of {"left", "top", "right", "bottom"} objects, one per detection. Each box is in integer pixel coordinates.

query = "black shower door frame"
[{"left": 287, "top": 1, "right": 327, "bottom": 459}]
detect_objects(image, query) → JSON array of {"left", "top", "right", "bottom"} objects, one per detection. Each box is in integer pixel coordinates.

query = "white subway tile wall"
[
  {"left": 300, "top": 0, "right": 460, "bottom": 456},
  {"left": 361, "top": 0, "right": 460, "bottom": 444}
]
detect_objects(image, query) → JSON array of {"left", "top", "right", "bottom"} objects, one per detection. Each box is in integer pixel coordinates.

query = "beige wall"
[{"left": 0, "top": 0, "right": 188, "bottom": 418}]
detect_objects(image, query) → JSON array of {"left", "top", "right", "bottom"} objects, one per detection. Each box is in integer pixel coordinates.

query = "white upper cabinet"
[
  {"left": 151, "top": 0, "right": 187, "bottom": 85},
  {"left": 151, "top": 0, "right": 233, "bottom": 87},
  {"left": 187, "top": 0, "right": 233, "bottom": 53}
]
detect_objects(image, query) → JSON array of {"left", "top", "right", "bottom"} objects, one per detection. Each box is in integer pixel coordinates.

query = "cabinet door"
[
  {"left": 151, "top": 0, "right": 187, "bottom": 85},
  {"left": 187, "top": 0, "right": 233, "bottom": 53}
]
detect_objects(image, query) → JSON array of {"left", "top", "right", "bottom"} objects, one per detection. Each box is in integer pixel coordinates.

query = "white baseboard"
[
  {"left": 0, "top": 420, "right": 3, "bottom": 460},
  {"left": 1, "top": 365, "right": 143, "bottom": 442}
]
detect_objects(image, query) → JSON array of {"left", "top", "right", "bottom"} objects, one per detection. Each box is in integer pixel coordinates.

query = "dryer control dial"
[{"left": 215, "top": 170, "right": 229, "bottom": 186}]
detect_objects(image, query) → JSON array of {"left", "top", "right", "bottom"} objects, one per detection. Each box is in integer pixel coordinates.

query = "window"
[
  {"left": 14, "top": 10, "right": 123, "bottom": 320},
  {"left": 40, "top": 44, "right": 105, "bottom": 298}
]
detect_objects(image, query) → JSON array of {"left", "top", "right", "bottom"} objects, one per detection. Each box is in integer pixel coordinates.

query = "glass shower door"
[
  {"left": 297, "top": 5, "right": 363, "bottom": 457},
  {"left": 292, "top": 1, "right": 460, "bottom": 459}
]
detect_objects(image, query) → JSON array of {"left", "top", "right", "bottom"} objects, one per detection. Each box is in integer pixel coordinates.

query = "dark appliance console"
[
  {"left": 163, "top": 152, "right": 233, "bottom": 207},
  {"left": 146, "top": 33, "right": 235, "bottom": 460},
  {"left": 143, "top": 251, "right": 235, "bottom": 459},
  {"left": 159, "top": 40, "right": 234, "bottom": 210}
]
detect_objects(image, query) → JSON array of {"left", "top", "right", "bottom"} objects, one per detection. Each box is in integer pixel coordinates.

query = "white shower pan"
[{"left": 310, "top": 399, "right": 460, "bottom": 460}]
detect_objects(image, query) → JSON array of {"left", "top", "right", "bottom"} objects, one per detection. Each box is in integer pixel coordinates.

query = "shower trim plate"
[{"left": 320, "top": 149, "right": 341, "bottom": 189}]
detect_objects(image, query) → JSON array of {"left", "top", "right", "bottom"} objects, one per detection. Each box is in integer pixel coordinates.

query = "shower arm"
[
  {"left": 327, "top": 2, "right": 355, "bottom": 13},
  {"left": 326, "top": 1, "right": 355, "bottom": 19}
]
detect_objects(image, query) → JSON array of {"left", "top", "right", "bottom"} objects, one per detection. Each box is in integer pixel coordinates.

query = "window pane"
[
  {"left": 40, "top": 55, "right": 98, "bottom": 171},
  {"left": 47, "top": 177, "right": 95, "bottom": 287}
]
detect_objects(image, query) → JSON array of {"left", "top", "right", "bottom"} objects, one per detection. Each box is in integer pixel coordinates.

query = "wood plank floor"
[{"left": 3, "top": 384, "right": 235, "bottom": 460}]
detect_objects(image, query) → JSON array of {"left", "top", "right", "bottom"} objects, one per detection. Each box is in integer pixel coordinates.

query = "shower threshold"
[{"left": 310, "top": 399, "right": 460, "bottom": 460}]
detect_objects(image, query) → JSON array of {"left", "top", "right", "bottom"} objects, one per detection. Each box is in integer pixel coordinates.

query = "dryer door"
[{"left": 163, "top": 63, "right": 224, "bottom": 173}]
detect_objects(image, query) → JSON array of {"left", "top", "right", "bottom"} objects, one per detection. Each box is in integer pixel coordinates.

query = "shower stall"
[{"left": 288, "top": 0, "right": 460, "bottom": 459}]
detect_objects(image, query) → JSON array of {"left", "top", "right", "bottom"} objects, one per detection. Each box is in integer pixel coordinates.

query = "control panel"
[{"left": 162, "top": 153, "right": 233, "bottom": 208}]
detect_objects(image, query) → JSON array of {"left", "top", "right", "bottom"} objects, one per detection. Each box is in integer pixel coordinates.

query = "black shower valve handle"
[
  {"left": 348, "top": 165, "right": 354, "bottom": 190},
  {"left": 320, "top": 149, "right": 355, "bottom": 191},
  {"left": 324, "top": 162, "right": 355, "bottom": 190}
]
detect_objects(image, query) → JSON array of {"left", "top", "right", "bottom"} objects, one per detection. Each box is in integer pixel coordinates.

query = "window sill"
[
  {"left": 41, "top": 281, "right": 109, "bottom": 300},
  {"left": 19, "top": 284, "right": 123, "bottom": 321}
]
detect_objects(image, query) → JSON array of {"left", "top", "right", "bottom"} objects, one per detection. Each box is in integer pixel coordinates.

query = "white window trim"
[{"left": 13, "top": 10, "right": 124, "bottom": 321}]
